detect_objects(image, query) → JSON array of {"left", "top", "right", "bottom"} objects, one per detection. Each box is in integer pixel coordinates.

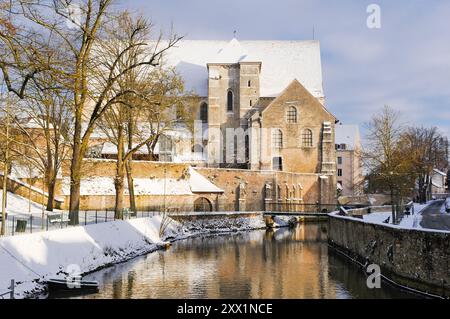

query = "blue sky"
[{"left": 120, "top": 0, "right": 450, "bottom": 139}]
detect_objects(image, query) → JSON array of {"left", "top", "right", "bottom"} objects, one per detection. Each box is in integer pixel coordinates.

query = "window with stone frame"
[
  {"left": 302, "top": 129, "right": 313, "bottom": 147},
  {"left": 272, "top": 129, "right": 283, "bottom": 149},
  {"left": 227, "top": 90, "right": 234, "bottom": 112},
  {"left": 159, "top": 135, "right": 174, "bottom": 162},
  {"left": 200, "top": 102, "right": 208, "bottom": 123},
  {"left": 287, "top": 106, "right": 298, "bottom": 123}
]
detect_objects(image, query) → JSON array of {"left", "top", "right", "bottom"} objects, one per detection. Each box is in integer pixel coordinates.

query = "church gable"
[
  {"left": 261, "top": 79, "right": 336, "bottom": 124},
  {"left": 257, "top": 79, "right": 336, "bottom": 174}
]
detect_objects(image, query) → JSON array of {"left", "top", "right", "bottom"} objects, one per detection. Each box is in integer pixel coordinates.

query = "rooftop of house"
[
  {"left": 335, "top": 124, "right": 361, "bottom": 151},
  {"left": 159, "top": 38, "right": 324, "bottom": 98}
]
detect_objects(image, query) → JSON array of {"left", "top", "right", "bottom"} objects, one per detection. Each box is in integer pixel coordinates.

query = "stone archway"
[{"left": 194, "top": 197, "right": 213, "bottom": 212}]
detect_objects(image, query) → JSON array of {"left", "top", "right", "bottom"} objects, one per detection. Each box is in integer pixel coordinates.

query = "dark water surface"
[{"left": 72, "top": 223, "right": 417, "bottom": 299}]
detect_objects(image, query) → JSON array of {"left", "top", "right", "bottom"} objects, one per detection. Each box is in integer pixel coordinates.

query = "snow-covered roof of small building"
[
  {"left": 335, "top": 125, "right": 361, "bottom": 150},
  {"left": 159, "top": 38, "right": 324, "bottom": 98},
  {"left": 189, "top": 168, "right": 224, "bottom": 193},
  {"left": 59, "top": 167, "right": 223, "bottom": 196},
  {"left": 60, "top": 177, "right": 193, "bottom": 196},
  {"left": 101, "top": 142, "right": 151, "bottom": 155}
]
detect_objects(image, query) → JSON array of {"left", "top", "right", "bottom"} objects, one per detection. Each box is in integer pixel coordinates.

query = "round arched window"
[
  {"left": 227, "top": 90, "right": 233, "bottom": 112},
  {"left": 287, "top": 106, "right": 298, "bottom": 123},
  {"left": 302, "top": 129, "right": 313, "bottom": 147}
]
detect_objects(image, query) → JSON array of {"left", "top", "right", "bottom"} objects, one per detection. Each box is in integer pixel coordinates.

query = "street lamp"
[{"left": 1, "top": 92, "right": 10, "bottom": 236}]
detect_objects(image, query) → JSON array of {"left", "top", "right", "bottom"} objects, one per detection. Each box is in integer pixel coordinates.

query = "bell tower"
[{"left": 206, "top": 39, "right": 261, "bottom": 167}]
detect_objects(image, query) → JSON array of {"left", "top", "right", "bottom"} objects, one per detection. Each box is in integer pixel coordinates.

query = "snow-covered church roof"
[{"left": 159, "top": 38, "right": 324, "bottom": 98}]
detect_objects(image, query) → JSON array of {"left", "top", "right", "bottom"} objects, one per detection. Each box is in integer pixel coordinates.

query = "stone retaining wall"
[{"left": 328, "top": 213, "right": 450, "bottom": 298}]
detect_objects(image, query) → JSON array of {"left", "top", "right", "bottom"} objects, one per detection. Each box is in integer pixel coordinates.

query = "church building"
[{"left": 161, "top": 38, "right": 337, "bottom": 176}]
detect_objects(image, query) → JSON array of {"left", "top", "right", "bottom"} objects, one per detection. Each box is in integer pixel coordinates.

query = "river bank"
[{"left": 0, "top": 213, "right": 277, "bottom": 299}]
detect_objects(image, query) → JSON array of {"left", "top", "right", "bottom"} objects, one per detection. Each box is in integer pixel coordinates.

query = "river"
[{"left": 66, "top": 222, "right": 418, "bottom": 299}]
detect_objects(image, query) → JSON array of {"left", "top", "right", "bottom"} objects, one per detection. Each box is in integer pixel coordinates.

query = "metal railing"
[
  {"left": 0, "top": 202, "right": 363, "bottom": 237},
  {"left": 432, "top": 193, "right": 450, "bottom": 200},
  {"left": 0, "top": 280, "right": 15, "bottom": 299},
  {"left": 2, "top": 210, "right": 162, "bottom": 237},
  {"left": 264, "top": 202, "right": 368, "bottom": 214}
]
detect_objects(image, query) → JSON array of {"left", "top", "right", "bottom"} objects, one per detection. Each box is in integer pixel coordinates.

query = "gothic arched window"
[
  {"left": 227, "top": 90, "right": 233, "bottom": 112},
  {"left": 302, "top": 129, "right": 313, "bottom": 147},
  {"left": 287, "top": 106, "right": 298, "bottom": 123},
  {"left": 200, "top": 102, "right": 208, "bottom": 123}
]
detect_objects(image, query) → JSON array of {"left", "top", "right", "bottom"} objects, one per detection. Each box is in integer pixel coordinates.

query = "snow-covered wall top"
[
  {"left": 59, "top": 167, "right": 223, "bottom": 196},
  {"left": 158, "top": 39, "right": 324, "bottom": 98}
]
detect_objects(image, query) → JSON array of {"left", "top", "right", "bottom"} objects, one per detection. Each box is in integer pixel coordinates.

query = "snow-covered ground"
[
  {"left": 0, "top": 192, "right": 61, "bottom": 235},
  {"left": 336, "top": 201, "right": 449, "bottom": 233},
  {"left": 0, "top": 216, "right": 182, "bottom": 299},
  {"left": 0, "top": 207, "right": 269, "bottom": 299},
  {"left": 0, "top": 191, "right": 51, "bottom": 217},
  {"left": 360, "top": 203, "right": 432, "bottom": 230},
  {"left": 0, "top": 192, "right": 159, "bottom": 236}
]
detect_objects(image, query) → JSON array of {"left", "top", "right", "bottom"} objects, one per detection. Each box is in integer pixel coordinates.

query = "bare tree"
[
  {"left": 141, "top": 70, "right": 195, "bottom": 158},
  {"left": 1, "top": 1, "right": 182, "bottom": 224},
  {"left": 364, "top": 106, "right": 416, "bottom": 224},
  {"left": 2, "top": 85, "right": 72, "bottom": 211},
  {"left": 123, "top": 69, "right": 195, "bottom": 215},
  {"left": 0, "top": 1, "right": 52, "bottom": 98},
  {"left": 97, "top": 48, "right": 194, "bottom": 219},
  {"left": 402, "top": 127, "right": 449, "bottom": 203}
]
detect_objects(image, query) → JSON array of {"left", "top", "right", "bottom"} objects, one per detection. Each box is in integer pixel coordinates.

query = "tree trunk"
[
  {"left": 126, "top": 159, "right": 137, "bottom": 215},
  {"left": 114, "top": 126, "right": 125, "bottom": 220},
  {"left": 69, "top": 124, "right": 82, "bottom": 225},
  {"left": 390, "top": 188, "right": 396, "bottom": 225},
  {"left": 418, "top": 177, "right": 426, "bottom": 203},
  {"left": 46, "top": 176, "right": 57, "bottom": 212},
  {"left": 426, "top": 173, "right": 432, "bottom": 201},
  {"left": 126, "top": 119, "right": 137, "bottom": 215},
  {"left": 114, "top": 164, "right": 125, "bottom": 220}
]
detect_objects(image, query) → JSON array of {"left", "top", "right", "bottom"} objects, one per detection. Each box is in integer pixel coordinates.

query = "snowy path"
[
  {"left": 419, "top": 200, "right": 450, "bottom": 231},
  {"left": 361, "top": 202, "right": 436, "bottom": 230}
]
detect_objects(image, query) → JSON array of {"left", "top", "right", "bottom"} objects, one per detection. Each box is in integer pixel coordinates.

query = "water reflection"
[{"left": 71, "top": 223, "right": 416, "bottom": 299}]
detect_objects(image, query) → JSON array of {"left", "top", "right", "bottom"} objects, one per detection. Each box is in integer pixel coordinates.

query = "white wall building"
[{"left": 335, "top": 125, "right": 364, "bottom": 197}]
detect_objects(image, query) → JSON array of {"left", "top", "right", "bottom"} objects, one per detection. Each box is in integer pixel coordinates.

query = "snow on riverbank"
[
  {"left": 0, "top": 212, "right": 269, "bottom": 299},
  {"left": 0, "top": 216, "right": 181, "bottom": 298},
  {"left": 173, "top": 215, "right": 267, "bottom": 236}
]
